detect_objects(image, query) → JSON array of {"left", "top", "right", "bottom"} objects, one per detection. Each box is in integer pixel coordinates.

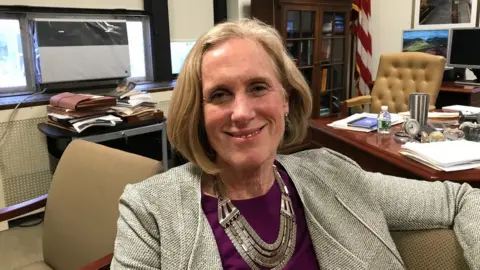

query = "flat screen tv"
[{"left": 402, "top": 29, "right": 449, "bottom": 58}]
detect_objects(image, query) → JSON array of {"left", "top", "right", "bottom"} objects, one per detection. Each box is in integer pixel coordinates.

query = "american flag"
[{"left": 352, "top": 0, "right": 372, "bottom": 96}]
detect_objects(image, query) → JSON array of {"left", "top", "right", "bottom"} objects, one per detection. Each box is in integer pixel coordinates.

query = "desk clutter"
[
  {"left": 327, "top": 113, "right": 405, "bottom": 132},
  {"left": 395, "top": 105, "right": 480, "bottom": 171},
  {"left": 46, "top": 84, "right": 163, "bottom": 133},
  {"left": 327, "top": 100, "right": 480, "bottom": 172}
]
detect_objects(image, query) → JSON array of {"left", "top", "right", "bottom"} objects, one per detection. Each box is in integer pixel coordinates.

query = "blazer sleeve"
[
  {"left": 111, "top": 184, "right": 161, "bottom": 269},
  {"left": 363, "top": 170, "right": 480, "bottom": 268}
]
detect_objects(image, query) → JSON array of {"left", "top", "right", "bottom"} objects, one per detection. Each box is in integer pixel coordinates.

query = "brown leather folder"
[
  {"left": 50, "top": 92, "right": 116, "bottom": 110},
  {"left": 46, "top": 105, "right": 111, "bottom": 118}
]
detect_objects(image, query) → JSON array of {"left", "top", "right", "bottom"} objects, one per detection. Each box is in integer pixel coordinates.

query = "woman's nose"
[{"left": 230, "top": 94, "right": 255, "bottom": 124}]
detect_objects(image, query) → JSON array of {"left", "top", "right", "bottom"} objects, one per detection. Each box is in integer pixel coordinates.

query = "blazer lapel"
[
  {"left": 179, "top": 165, "right": 223, "bottom": 269},
  {"left": 303, "top": 205, "right": 367, "bottom": 270},
  {"left": 277, "top": 157, "right": 367, "bottom": 269}
]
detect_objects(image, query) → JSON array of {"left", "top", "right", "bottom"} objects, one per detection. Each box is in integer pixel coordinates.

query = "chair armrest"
[
  {"left": 341, "top": 95, "right": 372, "bottom": 117},
  {"left": 0, "top": 194, "right": 48, "bottom": 222},
  {"left": 79, "top": 253, "right": 113, "bottom": 270}
]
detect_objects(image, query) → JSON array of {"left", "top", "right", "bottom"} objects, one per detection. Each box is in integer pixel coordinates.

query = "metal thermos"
[{"left": 409, "top": 93, "right": 430, "bottom": 126}]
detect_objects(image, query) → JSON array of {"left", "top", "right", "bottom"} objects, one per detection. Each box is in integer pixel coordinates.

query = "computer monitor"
[
  {"left": 402, "top": 29, "right": 449, "bottom": 58},
  {"left": 447, "top": 28, "right": 480, "bottom": 69}
]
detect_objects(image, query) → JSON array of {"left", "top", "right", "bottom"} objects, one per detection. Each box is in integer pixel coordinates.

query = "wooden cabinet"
[{"left": 251, "top": 0, "right": 352, "bottom": 119}]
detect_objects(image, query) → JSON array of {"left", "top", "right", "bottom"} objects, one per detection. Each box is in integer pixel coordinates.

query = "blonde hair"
[{"left": 167, "top": 18, "right": 312, "bottom": 174}]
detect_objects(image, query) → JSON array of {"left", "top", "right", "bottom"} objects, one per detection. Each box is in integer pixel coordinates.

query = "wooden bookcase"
[{"left": 251, "top": 0, "right": 352, "bottom": 119}]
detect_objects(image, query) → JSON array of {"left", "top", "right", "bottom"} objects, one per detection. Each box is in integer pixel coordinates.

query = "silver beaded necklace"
[{"left": 214, "top": 165, "right": 297, "bottom": 269}]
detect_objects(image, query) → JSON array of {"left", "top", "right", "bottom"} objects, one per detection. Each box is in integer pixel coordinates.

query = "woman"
[{"left": 111, "top": 19, "right": 480, "bottom": 269}]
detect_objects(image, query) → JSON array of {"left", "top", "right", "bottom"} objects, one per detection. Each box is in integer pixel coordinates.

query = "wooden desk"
[
  {"left": 436, "top": 81, "right": 480, "bottom": 108},
  {"left": 309, "top": 118, "right": 480, "bottom": 187}
]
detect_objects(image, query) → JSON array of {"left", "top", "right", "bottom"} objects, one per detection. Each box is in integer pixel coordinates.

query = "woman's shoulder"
[
  {"left": 278, "top": 147, "right": 362, "bottom": 169},
  {"left": 121, "top": 162, "right": 202, "bottom": 203},
  {"left": 276, "top": 147, "right": 367, "bottom": 192}
]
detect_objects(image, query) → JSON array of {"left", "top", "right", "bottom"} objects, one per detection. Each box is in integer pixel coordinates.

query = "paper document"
[
  {"left": 327, "top": 113, "right": 405, "bottom": 132},
  {"left": 442, "top": 105, "right": 480, "bottom": 114},
  {"left": 398, "top": 111, "right": 459, "bottom": 119},
  {"left": 400, "top": 140, "right": 480, "bottom": 171},
  {"left": 72, "top": 115, "right": 122, "bottom": 133},
  {"left": 400, "top": 151, "right": 480, "bottom": 172}
]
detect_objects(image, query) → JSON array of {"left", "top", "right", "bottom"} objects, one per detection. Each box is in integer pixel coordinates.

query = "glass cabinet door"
[
  {"left": 319, "top": 11, "right": 347, "bottom": 117},
  {"left": 284, "top": 7, "right": 317, "bottom": 89}
]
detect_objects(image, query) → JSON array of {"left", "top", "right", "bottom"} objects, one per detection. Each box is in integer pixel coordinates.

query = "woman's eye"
[
  {"left": 207, "top": 90, "right": 231, "bottom": 103},
  {"left": 251, "top": 84, "right": 268, "bottom": 95}
]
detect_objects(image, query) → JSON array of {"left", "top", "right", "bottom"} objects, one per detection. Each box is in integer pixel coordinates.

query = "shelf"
[
  {"left": 322, "top": 36, "right": 346, "bottom": 39},
  {"left": 286, "top": 38, "right": 316, "bottom": 41},
  {"left": 320, "top": 62, "right": 345, "bottom": 66}
]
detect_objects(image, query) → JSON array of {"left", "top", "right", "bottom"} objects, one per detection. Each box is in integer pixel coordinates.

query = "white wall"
[
  {"left": 168, "top": 0, "right": 214, "bottom": 41},
  {"left": 370, "top": 0, "right": 413, "bottom": 79},
  {"left": 0, "top": 0, "right": 143, "bottom": 10}
]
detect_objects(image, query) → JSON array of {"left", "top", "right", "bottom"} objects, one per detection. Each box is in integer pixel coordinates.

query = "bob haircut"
[{"left": 167, "top": 18, "right": 312, "bottom": 174}]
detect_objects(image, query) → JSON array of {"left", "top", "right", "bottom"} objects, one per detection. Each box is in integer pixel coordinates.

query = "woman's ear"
[
  {"left": 283, "top": 89, "right": 290, "bottom": 115},
  {"left": 284, "top": 99, "right": 289, "bottom": 115}
]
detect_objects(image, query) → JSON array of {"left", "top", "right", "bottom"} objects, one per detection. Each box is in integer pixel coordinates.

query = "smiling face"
[{"left": 201, "top": 38, "right": 289, "bottom": 170}]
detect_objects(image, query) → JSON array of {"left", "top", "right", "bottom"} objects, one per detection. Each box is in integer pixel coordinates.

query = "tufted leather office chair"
[{"left": 342, "top": 52, "right": 446, "bottom": 116}]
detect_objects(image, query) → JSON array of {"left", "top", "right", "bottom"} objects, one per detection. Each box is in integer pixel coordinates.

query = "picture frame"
[{"left": 413, "top": 0, "right": 477, "bottom": 29}]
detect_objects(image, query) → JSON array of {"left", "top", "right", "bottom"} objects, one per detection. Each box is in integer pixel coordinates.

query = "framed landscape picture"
[{"left": 413, "top": 0, "right": 477, "bottom": 29}]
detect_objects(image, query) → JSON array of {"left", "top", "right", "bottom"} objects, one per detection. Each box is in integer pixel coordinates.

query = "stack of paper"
[
  {"left": 47, "top": 92, "right": 118, "bottom": 133},
  {"left": 398, "top": 111, "right": 459, "bottom": 119},
  {"left": 400, "top": 140, "right": 480, "bottom": 172},
  {"left": 442, "top": 105, "right": 480, "bottom": 115},
  {"left": 71, "top": 115, "right": 123, "bottom": 133},
  {"left": 327, "top": 113, "right": 405, "bottom": 132},
  {"left": 117, "top": 93, "right": 157, "bottom": 108}
]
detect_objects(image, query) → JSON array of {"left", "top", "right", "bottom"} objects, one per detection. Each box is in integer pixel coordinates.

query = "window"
[
  {"left": 127, "top": 20, "right": 147, "bottom": 80},
  {"left": 170, "top": 41, "right": 196, "bottom": 75},
  {"left": 0, "top": 11, "right": 153, "bottom": 95},
  {"left": 0, "top": 18, "right": 26, "bottom": 91}
]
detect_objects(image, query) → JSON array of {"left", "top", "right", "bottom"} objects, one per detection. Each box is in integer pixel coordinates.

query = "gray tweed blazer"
[{"left": 111, "top": 148, "right": 480, "bottom": 269}]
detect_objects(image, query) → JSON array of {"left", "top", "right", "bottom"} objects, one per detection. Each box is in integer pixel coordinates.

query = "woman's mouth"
[{"left": 226, "top": 125, "right": 265, "bottom": 139}]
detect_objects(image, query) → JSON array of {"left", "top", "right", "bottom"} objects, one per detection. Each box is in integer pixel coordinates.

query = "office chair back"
[
  {"left": 42, "top": 140, "right": 163, "bottom": 270},
  {"left": 371, "top": 52, "right": 445, "bottom": 113}
]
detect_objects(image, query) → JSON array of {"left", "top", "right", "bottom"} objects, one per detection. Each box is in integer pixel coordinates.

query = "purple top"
[{"left": 201, "top": 162, "right": 319, "bottom": 269}]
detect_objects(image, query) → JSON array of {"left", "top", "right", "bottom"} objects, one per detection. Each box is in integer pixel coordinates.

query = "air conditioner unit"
[{"left": 33, "top": 18, "right": 131, "bottom": 84}]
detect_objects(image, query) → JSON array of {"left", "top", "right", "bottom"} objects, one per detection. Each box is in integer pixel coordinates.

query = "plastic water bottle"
[{"left": 377, "top": 105, "right": 391, "bottom": 134}]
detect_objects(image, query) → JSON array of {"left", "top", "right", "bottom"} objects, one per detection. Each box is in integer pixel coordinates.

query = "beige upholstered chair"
[
  {"left": 342, "top": 52, "right": 446, "bottom": 116},
  {"left": 0, "top": 140, "right": 163, "bottom": 270}
]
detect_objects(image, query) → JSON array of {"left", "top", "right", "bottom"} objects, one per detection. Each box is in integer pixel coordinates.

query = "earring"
[{"left": 284, "top": 112, "right": 290, "bottom": 128}]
